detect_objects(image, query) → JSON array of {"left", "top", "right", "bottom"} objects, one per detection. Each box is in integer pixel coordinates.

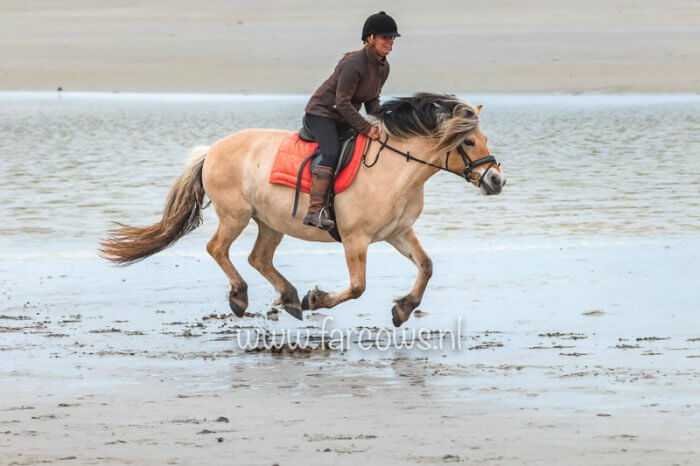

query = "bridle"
[
  {"left": 362, "top": 134, "right": 499, "bottom": 186},
  {"left": 453, "top": 146, "right": 498, "bottom": 186}
]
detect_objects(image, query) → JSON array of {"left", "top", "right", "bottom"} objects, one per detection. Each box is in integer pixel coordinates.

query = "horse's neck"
[{"left": 363, "top": 136, "right": 441, "bottom": 195}]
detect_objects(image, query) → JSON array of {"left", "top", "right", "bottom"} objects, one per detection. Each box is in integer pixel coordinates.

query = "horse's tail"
[{"left": 99, "top": 146, "right": 210, "bottom": 265}]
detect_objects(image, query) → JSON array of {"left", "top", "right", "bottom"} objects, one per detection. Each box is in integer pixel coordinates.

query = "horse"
[{"left": 99, "top": 93, "right": 506, "bottom": 327}]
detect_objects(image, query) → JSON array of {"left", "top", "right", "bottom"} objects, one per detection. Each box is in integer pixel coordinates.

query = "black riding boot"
[{"left": 303, "top": 166, "right": 335, "bottom": 231}]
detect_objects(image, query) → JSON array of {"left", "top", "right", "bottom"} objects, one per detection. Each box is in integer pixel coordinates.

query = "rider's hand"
[{"left": 367, "top": 125, "right": 380, "bottom": 140}]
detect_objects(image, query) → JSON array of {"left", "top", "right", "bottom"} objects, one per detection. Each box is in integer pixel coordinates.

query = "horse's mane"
[{"left": 377, "top": 93, "right": 479, "bottom": 152}]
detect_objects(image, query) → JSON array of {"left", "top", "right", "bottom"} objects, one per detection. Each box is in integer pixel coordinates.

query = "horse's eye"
[{"left": 464, "top": 139, "right": 475, "bottom": 146}]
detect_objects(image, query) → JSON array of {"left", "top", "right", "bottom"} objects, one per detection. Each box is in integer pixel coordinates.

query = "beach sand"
[
  {"left": 1, "top": 239, "right": 699, "bottom": 464},
  {"left": 1, "top": 0, "right": 699, "bottom": 94}
]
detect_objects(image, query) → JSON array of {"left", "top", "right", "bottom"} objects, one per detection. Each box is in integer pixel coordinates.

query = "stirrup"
[
  {"left": 317, "top": 208, "right": 335, "bottom": 231},
  {"left": 303, "top": 208, "right": 334, "bottom": 231}
]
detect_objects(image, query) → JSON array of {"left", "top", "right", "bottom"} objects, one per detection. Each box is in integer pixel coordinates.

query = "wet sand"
[
  {"left": 1, "top": 239, "right": 699, "bottom": 464},
  {"left": 3, "top": 359, "right": 698, "bottom": 465},
  {"left": 1, "top": 0, "right": 699, "bottom": 93}
]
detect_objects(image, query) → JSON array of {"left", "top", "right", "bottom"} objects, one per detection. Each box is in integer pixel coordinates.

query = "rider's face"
[{"left": 369, "top": 35, "right": 395, "bottom": 58}]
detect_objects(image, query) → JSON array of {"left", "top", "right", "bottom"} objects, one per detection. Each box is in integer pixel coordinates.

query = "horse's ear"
[{"left": 476, "top": 104, "right": 483, "bottom": 115}]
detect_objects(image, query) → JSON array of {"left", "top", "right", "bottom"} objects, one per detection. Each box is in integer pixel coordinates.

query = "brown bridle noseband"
[{"left": 362, "top": 134, "right": 499, "bottom": 186}]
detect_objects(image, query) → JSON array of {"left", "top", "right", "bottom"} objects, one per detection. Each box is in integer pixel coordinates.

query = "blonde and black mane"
[{"left": 378, "top": 93, "right": 480, "bottom": 152}]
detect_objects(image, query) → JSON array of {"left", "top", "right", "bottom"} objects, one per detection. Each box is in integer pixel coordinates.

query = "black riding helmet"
[{"left": 361, "top": 11, "right": 401, "bottom": 42}]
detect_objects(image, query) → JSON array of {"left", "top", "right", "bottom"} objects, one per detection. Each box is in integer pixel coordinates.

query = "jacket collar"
[{"left": 364, "top": 44, "right": 386, "bottom": 67}]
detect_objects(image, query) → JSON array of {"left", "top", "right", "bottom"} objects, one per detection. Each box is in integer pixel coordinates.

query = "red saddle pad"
[{"left": 269, "top": 133, "right": 368, "bottom": 194}]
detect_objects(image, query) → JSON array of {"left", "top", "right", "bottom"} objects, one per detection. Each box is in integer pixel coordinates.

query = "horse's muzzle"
[{"left": 480, "top": 170, "right": 506, "bottom": 195}]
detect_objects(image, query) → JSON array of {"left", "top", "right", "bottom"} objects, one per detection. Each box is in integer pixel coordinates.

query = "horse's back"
[
  {"left": 202, "top": 128, "right": 291, "bottom": 194},
  {"left": 206, "top": 128, "right": 290, "bottom": 167}
]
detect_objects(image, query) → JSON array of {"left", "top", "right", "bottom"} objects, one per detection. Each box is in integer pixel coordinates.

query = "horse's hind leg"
[
  {"left": 387, "top": 228, "right": 433, "bottom": 327},
  {"left": 248, "top": 219, "right": 303, "bottom": 320},
  {"left": 207, "top": 209, "right": 252, "bottom": 317}
]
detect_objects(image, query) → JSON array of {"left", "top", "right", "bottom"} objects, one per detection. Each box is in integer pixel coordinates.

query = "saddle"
[
  {"left": 268, "top": 119, "right": 369, "bottom": 242},
  {"left": 298, "top": 115, "right": 358, "bottom": 176}
]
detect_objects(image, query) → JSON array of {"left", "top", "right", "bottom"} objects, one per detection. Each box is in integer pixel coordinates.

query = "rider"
[{"left": 302, "top": 11, "right": 400, "bottom": 230}]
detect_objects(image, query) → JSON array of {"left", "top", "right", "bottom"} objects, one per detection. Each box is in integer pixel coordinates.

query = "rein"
[{"left": 362, "top": 134, "right": 498, "bottom": 186}]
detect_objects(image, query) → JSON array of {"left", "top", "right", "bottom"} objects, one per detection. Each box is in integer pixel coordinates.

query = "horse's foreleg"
[
  {"left": 248, "top": 219, "right": 303, "bottom": 320},
  {"left": 207, "top": 210, "right": 251, "bottom": 317},
  {"left": 301, "top": 235, "right": 369, "bottom": 311},
  {"left": 387, "top": 228, "right": 433, "bottom": 327}
]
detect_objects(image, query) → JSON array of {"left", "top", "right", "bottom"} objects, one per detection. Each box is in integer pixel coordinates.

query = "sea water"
[{"left": 1, "top": 92, "right": 698, "bottom": 256}]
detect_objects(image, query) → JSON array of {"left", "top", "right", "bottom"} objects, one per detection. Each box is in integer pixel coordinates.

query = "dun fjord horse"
[{"left": 100, "top": 93, "right": 505, "bottom": 327}]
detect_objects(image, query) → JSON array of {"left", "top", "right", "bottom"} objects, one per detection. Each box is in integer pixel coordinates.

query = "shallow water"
[{"left": 1, "top": 92, "right": 698, "bottom": 255}]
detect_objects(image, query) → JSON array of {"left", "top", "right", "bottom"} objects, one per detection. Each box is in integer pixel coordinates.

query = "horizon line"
[{"left": 1, "top": 90, "right": 699, "bottom": 104}]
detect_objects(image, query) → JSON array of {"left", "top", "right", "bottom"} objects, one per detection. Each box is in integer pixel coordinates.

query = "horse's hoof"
[
  {"left": 229, "top": 300, "right": 245, "bottom": 318},
  {"left": 302, "top": 288, "right": 328, "bottom": 310},
  {"left": 391, "top": 305, "right": 403, "bottom": 328},
  {"left": 229, "top": 289, "right": 248, "bottom": 318},
  {"left": 284, "top": 303, "right": 304, "bottom": 321},
  {"left": 229, "top": 300, "right": 246, "bottom": 318}
]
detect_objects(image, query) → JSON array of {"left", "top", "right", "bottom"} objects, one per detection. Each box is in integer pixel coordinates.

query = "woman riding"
[{"left": 302, "top": 11, "right": 400, "bottom": 230}]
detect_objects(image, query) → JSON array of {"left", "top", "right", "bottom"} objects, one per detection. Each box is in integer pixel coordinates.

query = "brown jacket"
[{"left": 305, "top": 45, "right": 390, "bottom": 135}]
